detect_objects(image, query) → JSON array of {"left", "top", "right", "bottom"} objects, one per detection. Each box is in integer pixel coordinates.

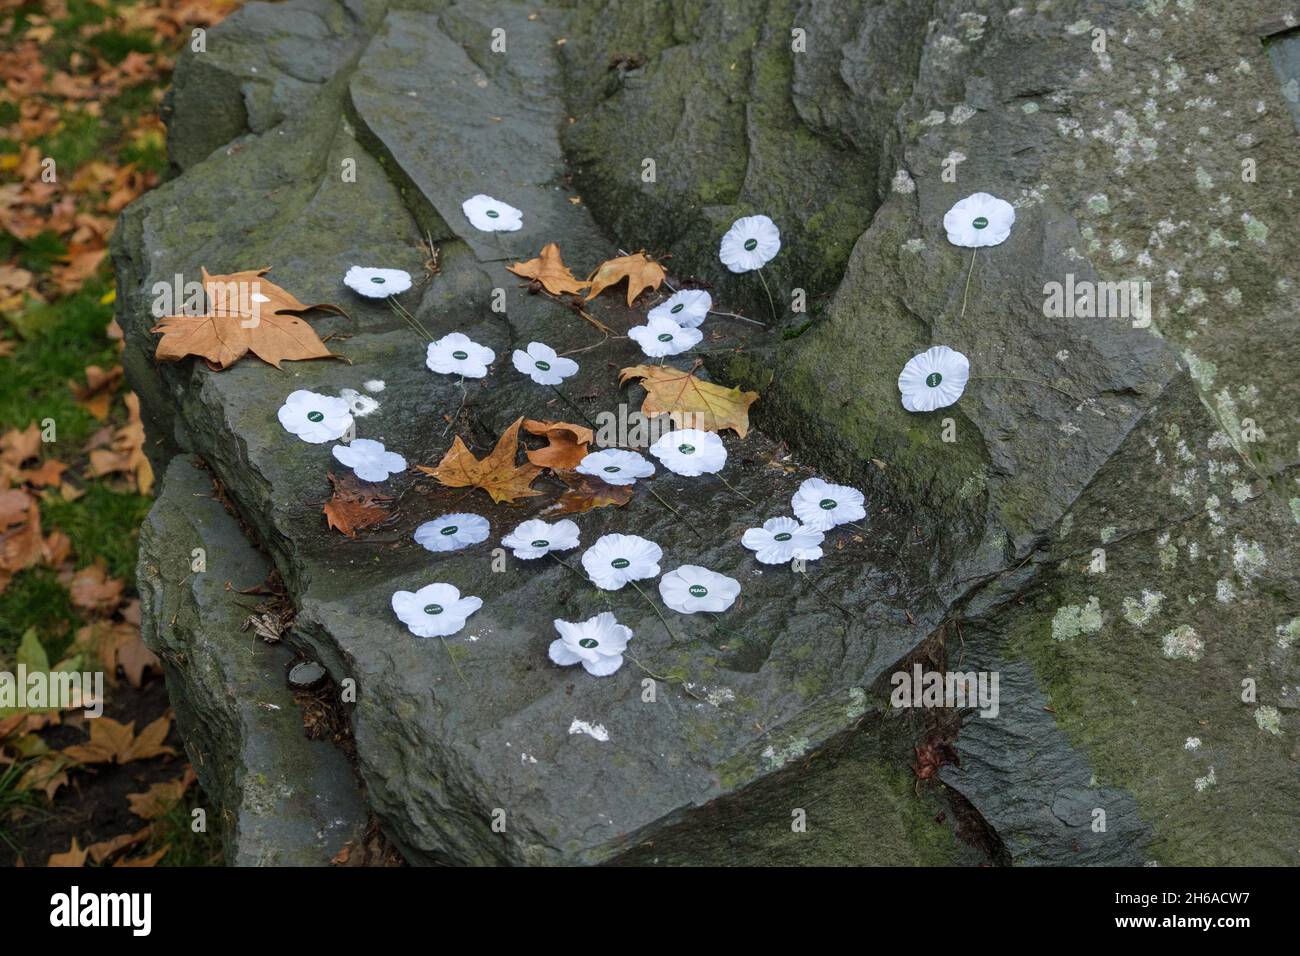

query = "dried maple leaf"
[
  {"left": 323, "top": 472, "right": 392, "bottom": 537},
  {"left": 87, "top": 827, "right": 152, "bottom": 865},
  {"left": 69, "top": 364, "right": 123, "bottom": 420},
  {"left": 0, "top": 489, "right": 43, "bottom": 594},
  {"left": 127, "top": 768, "right": 196, "bottom": 820},
  {"left": 78, "top": 619, "right": 159, "bottom": 688},
  {"left": 0, "top": 423, "right": 41, "bottom": 469},
  {"left": 152, "top": 267, "right": 347, "bottom": 370},
  {"left": 585, "top": 251, "right": 666, "bottom": 306},
  {"left": 522, "top": 418, "right": 593, "bottom": 470},
  {"left": 87, "top": 392, "right": 154, "bottom": 494},
  {"left": 542, "top": 469, "right": 633, "bottom": 516},
  {"left": 47, "top": 838, "right": 87, "bottom": 868},
  {"left": 61, "top": 715, "right": 176, "bottom": 766},
  {"left": 507, "top": 243, "right": 589, "bottom": 296},
  {"left": 69, "top": 561, "right": 125, "bottom": 616},
  {"left": 418, "top": 417, "right": 543, "bottom": 504},
  {"left": 619, "top": 364, "right": 759, "bottom": 437}
]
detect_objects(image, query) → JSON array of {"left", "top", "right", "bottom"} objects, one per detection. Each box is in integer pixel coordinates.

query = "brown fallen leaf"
[
  {"left": 48, "top": 838, "right": 87, "bottom": 868},
  {"left": 78, "top": 619, "right": 159, "bottom": 688},
  {"left": 127, "top": 767, "right": 196, "bottom": 820},
  {"left": 152, "top": 267, "right": 347, "bottom": 370},
  {"left": 62, "top": 715, "right": 176, "bottom": 766},
  {"left": 87, "top": 827, "right": 152, "bottom": 865},
  {"left": 522, "top": 418, "right": 593, "bottom": 470},
  {"left": 69, "top": 364, "right": 123, "bottom": 420},
  {"left": 323, "top": 472, "right": 392, "bottom": 537},
  {"left": 20, "top": 459, "right": 67, "bottom": 487},
  {"left": 585, "top": 251, "right": 666, "bottom": 306},
  {"left": 507, "top": 243, "right": 589, "bottom": 296},
  {"left": 69, "top": 561, "right": 125, "bottom": 616},
  {"left": 0, "top": 488, "right": 43, "bottom": 594},
  {"left": 419, "top": 417, "right": 543, "bottom": 504},
  {"left": 0, "top": 423, "right": 41, "bottom": 469},
  {"left": 87, "top": 392, "right": 154, "bottom": 494},
  {"left": 620, "top": 364, "right": 759, "bottom": 437},
  {"left": 542, "top": 469, "right": 633, "bottom": 516}
]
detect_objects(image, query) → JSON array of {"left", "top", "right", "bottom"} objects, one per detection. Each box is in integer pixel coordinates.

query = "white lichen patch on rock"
[
  {"left": 1253, "top": 706, "right": 1282, "bottom": 736},
  {"left": 1122, "top": 589, "right": 1165, "bottom": 626},
  {"left": 568, "top": 719, "right": 609, "bottom": 742},
  {"left": 1052, "top": 597, "right": 1103, "bottom": 641},
  {"left": 761, "top": 735, "right": 810, "bottom": 771},
  {"left": 1276, "top": 618, "right": 1299, "bottom": 649},
  {"left": 1161, "top": 624, "right": 1203, "bottom": 661}
]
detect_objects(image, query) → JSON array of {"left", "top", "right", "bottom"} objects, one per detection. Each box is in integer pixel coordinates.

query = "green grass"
[
  {"left": 86, "top": 29, "right": 156, "bottom": 65},
  {"left": 149, "top": 790, "right": 225, "bottom": 866},
  {"left": 35, "top": 110, "right": 108, "bottom": 174},
  {"left": 0, "top": 569, "right": 81, "bottom": 663},
  {"left": 42, "top": 485, "right": 153, "bottom": 582},
  {"left": 0, "top": 761, "right": 40, "bottom": 854}
]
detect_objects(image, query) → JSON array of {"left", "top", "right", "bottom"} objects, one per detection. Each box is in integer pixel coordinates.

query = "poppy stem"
[
  {"left": 707, "top": 309, "right": 765, "bottom": 327},
  {"left": 716, "top": 471, "right": 756, "bottom": 506},
  {"left": 627, "top": 578, "right": 681, "bottom": 644},
  {"left": 799, "top": 571, "right": 854, "bottom": 621},
  {"left": 549, "top": 553, "right": 614, "bottom": 611},
  {"left": 548, "top": 385, "right": 597, "bottom": 429},
  {"left": 643, "top": 483, "right": 704, "bottom": 539},
  {"left": 442, "top": 376, "right": 468, "bottom": 436},
  {"left": 439, "top": 636, "right": 468, "bottom": 684},
  {"left": 968, "top": 375, "right": 1086, "bottom": 404},
  {"left": 624, "top": 653, "right": 705, "bottom": 701},
  {"left": 755, "top": 267, "right": 779, "bottom": 323},
  {"left": 388, "top": 296, "right": 431, "bottom": 341},
  {"left": 958, "top": 248, "right": 977, "bottom": 321}
]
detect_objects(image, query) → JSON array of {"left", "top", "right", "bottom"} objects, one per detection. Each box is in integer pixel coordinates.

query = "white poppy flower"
[
  {"left": 500, "top": 518, "right": 580, "bottom": 559},
  {"left": 659, "top": 565, "right": 741, "bottom": 614},
  {"left": 741, "top": 516, "right": 825, "bottom": 565},
  {"left": 549, "top": 611, "right": 632, "bottom": 677},
  {"left": 649, "top": 428, "right": 726, "bottom": 476},
  {"left": 719, "top": 214, "right": 781, "bottom": 273},
  {"left": 344, "top": 266, "right": 412, "bottom": 298},
  {"left": 575, "top": 448, "right": 654, "bottom": 486},
  {"left": 512, "top": 341, "right": 578, "bottom": 385},
  {"left": 943, "top": 192, "right": 1015, "bottom": 248},
  {"left": 648, "top": 289, "right": 712, "bottom": 329},
  {"left": 413, "top": 512, "right": 491, "bottom": 553},
  {"left": 331, "top": 438, "right": 407, "bottom": 482},
  {"left": 277, "top": 389, "right": 354, "bottom": 444},
  {"left": 791, "top": 477, "right": 866, "bottom": 531},
  {"left": 627, "top": 315, "right": 703, "bottom": 358},
  {"left": 581, "top": 533, "right": 662, "bottom": 591},
  {"left": 426, "top": 331, "right": 495, "bottom": 379},
  {"left": 391, "top": 583, "right": 483, "bottom": 638},
  {"left": 462, "top": 194, "right": 523, "bottom": 232},
  {"left": 898, "top": 345, "right": 970, "bottom": 412}
]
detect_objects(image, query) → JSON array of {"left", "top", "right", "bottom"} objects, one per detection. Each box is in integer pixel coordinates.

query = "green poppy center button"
[
  {"left": 678, "top": 443, "right": 695, "bottom": 454},
  {"left": 819, "top": 498, "right": 837, "bottom": 509},
  {"left": 307, "top": 411, "right": 324, "bottom": 422},
  {"left": 535, "top": 360, "right": 550, "bottom": 371},
  {"left": 926, "top": 372, "right": 943, "bottom": 388},
  {"left": 423, "top": 604, "right": 443, "bottom": 615},
  {"left": 452, "top": 350, "right": 468, "bottom": 360},
  {"left": 603, "top": 465, "right": 620, "bottom": 473},
  {"left": 671, "top": 303, "right": 684, "bottom": 313},
  {"left": 688, "top": 584, "right": 708, "bottom": 597},
  {"left": 743, "top": 238, "right": 758, "bottom": 251},
  {"left": 774, "top": 532, "right": 792, "bottom": 541},
  {"left": 578, "top": 638, "right": 599, "bottom": 649},
  {"left": 530, "top": 539, "right": 549, "bottom": 548},
  {"left": 657, "top": 333, "right": 674, "bottom": 342},
  {"left": 486, "top": 209, "right": 499, "bottom": 218},
  {"left": 611, "top": 558, "right": 630, "bottom": 569},
  {"left": 972, "top": 216, "right": 988, "bottom": 229},
  {"left": 370, "top": 276, "right": 386, "bottom": 284},
  {"left": 440, "top": 525, "right": 458, "bottom": 535}
]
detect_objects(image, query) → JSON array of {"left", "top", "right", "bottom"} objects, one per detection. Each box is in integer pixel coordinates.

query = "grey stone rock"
[{"left": 118, "top": 0, "right": 1299, "bottom": 865}]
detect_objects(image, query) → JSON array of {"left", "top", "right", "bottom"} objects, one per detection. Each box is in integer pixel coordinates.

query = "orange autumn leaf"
[
  {"left": 507, "top": 242, "right": 590, "bottom": 296},
  {"left": 322, "top": 472, "right": 392, "bottom": 537},
  {"left": 542, "top": 470, "right": 633, "bottom": 516},
  {"left": 0, "top": 488, "right": 43, "bottom": 594},
  {"left": 69, "top": 364, "right": 123, "bottom": 420},
  {"left": 522, "top": 419, "right": 593, "bottom": 470},
  {"left": 418, "top": 417, "right": 543, "bottom": 504},
  {"left": 47, "top": 838, "right": 87, "bottom": 868},
  {"left": 152, "top": 267, "right": 347, "bottom": 370},
  {"left": 619, "top": 364, "right": 759, "bottom": 437},
  {"left": 69, "top": 561, "right": 125, "bottom": 616},
  {"left": 61, "top": 716, "right": 176, "bottom": 766},
  {"left": 585, "top": 251, "right": 666, "bottom": 306},
  {"left": 87, "top": 827, "right": 152, "bottom": 865},
  {"left": 127, "top": 768, "right": 196, "bottom": 821},
  {"left": 87, "top": 392, "right": 154, "bottom": 494}
]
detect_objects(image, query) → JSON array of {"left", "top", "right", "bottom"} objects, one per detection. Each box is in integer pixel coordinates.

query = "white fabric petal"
[
  {"left": 719, "top": 215, "right": 781, "bottom": 273},
  {"left": 648, "top": 289, "right": 712, "bottom": 328},
  {"left": 344, "top": 266, "right": 412, "bottom": 298},
  {"left": 462, "top": 194, "right": 523, "bottom": 232},
  {"left": 942, "top": 192, "right": 1015, "bottom": 248}
]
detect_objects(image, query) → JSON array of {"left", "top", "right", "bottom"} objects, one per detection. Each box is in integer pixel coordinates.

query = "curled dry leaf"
[
  {"left": 585, "top": 251, "right": 666, "bottom": 306},
  {"left": 619, "top": 364, "right": 759, "bottom": 437},
  {"left": 522, "top": 418, "right": 593, "bottom": 470},
  {"left": 127, "top": 767, "right": 197, "bottom": 821},
  {"left": 419, "top": 417, "right": 542, "bottom": 504},
  {"left": 152, "top": 267, "right": 347, "bottom": 370},
  {"left": 323, "top": 472, "right": 392, "bottom": 538},
  {"left": 507, "top": 243, "right": 589, "bottom": 296},
  {"left": 542, "top": 469, "right": 633, "bottom": 517},
  {"left": 87, "top": 392, "right": 154, "bottom": 494},
  {"left": 69, "top": 364, "right": 123, "bottom": 420},
  {"left": 69, "top": 561, "right": 125, "bottom": 616}
]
